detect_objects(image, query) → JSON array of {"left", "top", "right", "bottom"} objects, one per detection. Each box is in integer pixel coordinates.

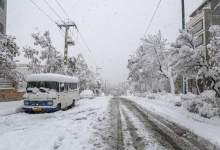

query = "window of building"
[
  {"left": 0, "top": 23, "right": 4, "bottom": 34},
  {"left": 0, "top": 0, "right": 5, "bottom": 10},
  {"left": 192, "top": 19, "right": 203, "bottom": 35},
  {"left": 195, "top": 34, "right": 204, "bottom": 47}
]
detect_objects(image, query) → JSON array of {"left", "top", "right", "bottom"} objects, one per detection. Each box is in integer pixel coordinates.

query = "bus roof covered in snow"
[{"left": 26, "top": 73, "right": 79, "bottom": 83}]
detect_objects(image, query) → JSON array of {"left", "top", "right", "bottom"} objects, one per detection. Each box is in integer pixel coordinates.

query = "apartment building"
[
  {"left": 187, "top": 0, "right": 220, "bottom": 47},
  {"left": 0, "top": 0, "right": 6, "bottom": 35},
  {"left": 185, "top": 0, "right": 220, "bottom": 94}
]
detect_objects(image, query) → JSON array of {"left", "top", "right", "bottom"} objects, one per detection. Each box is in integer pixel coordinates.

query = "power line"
[
  {"left": 42, "top": 0, "right": 92, "bottom": 55},
  {"left": 29, "top": 0, "right": 67, "bottom": 55},
  {"left": 43, "top": 0, "right": 64, "bottom": 22},
  {"left": 54, "top": 0, "right": 70, "bottom": 19},
  {"left": 29, "top": 0, "right": 58, "bottom": 25},
  {"left": 143, "top": 0, "right": 162, "bottom": 36},
  {"left": 30, "top": 0, "right": 93, "bottom": 65},
  {"left": 76, "top": 29, "right": 92, "bottom": 53}
]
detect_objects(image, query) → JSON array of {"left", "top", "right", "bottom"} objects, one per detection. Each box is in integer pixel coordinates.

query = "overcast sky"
[{"left": 7, "top": 0, "right": 203, "bottom": 85}]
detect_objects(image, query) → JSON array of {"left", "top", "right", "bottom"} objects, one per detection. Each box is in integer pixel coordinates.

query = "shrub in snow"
[
  {"left": 199, "top": 90, "right": 216, "bottom": 104},
  {"left": 147, "top": 95, "right": 156, "bottom": 100},
  {"left": 174, "top": 101, "right": 182, "bottom": 107},
  {"left": 183, "top": 99, "right": 203, "bottom": 113},
  {"left": 181, "top": 90, "right": 220, "bottom": 118},
  {"left": 198, "top": 103, "right": 218, "bottom": 119},
  {"left": 134, "top": 92, "right": 147, "bottom": 97}
]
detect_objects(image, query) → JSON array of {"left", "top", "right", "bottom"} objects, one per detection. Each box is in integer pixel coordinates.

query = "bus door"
[{"left": 59, "top": 83, "right": 68, "bottom": 108}]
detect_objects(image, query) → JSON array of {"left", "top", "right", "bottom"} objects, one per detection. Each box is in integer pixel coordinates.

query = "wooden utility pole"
[{"left": 58, "top": 22, "right": 77, "bottom": 66}]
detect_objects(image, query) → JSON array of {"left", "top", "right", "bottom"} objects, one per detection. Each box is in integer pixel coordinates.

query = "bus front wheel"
[{"left": 72, "top": 100, "right": 76, "bottom": 107}]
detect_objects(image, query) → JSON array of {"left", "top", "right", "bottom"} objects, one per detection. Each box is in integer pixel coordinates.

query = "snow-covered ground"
[
  {"left": 0, "top": 100, "right": 23, "bottom": 116},
  {"left": 124, "top": 94, "right": 220, "bottom": 147},
  {"left": 0, "top": 96, "right": 111, "bottom": 150}
]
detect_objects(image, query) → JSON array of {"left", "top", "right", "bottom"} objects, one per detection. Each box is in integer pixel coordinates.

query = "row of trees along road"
[{"left": 127, "top": 25, "right": 220, "bottom": 97}]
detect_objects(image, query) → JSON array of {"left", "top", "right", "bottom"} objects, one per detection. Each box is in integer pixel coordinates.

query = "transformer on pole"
[{"left": 57, "top": 21, "right": 77, "bottom": 66}]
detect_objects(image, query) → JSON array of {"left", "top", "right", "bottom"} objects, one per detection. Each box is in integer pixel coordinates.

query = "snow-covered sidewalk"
[
  {"left": 124, "top": 94, "right": 220, "bottom": 147},
  {"left": 0, "top": 100, "right": 23, "bottom": 116},
  {"left": 0, "top": 96, "right": 111, "bottom": 150}
]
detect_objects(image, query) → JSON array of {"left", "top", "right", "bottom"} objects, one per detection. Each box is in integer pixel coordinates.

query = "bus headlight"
[
  {"left": 47, "top": 101, "right": 53, "bottom": 106},
  {"left": 24, "top": 100, "right": 29, "bottom": 106}
]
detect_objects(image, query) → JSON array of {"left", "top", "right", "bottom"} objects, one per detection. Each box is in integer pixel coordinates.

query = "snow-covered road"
[
  {"left": 0, "top": 96, "right": 219, "bottom": 150},
  {"left": 0, "top": 97, "right": 111, "bottom": 150}
]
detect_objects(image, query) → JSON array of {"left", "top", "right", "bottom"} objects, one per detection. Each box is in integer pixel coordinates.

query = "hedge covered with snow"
[{"left": 181, "top": 90, "right": 220, "bottom": 118}]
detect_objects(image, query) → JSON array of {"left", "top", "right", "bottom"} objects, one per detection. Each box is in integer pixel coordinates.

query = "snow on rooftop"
[{"left": 26, "top": 73, "right": 79, "bottom": 83}]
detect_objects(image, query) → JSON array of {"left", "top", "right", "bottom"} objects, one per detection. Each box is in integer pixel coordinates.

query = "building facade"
[
  {"left": 0, "top": 0, "right": 6, "bottom": 35},
  {"left": 185, "top": 0, "right": 220, "bottom": 94},
  {"left": 187, "top": 0, "right": 220, "bottom": 47}
]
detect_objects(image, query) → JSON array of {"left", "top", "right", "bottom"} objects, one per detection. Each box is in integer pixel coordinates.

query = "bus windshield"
[{"left": 27, "top": 82, "right": 59, "bottom": 92}]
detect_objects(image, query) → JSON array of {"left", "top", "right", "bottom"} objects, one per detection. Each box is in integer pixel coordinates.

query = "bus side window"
[
  {"left": 71, "top": 83, "right": 74, "bottom": 90},
  {"left": 73, "top": 83, "right": 77, "bottom": 90},
  {"left": 68, "top": 83, "right": 72, "bottom": 91},
  {"left": 60, "top": 83, "right": 64, "bottom": 92},
  {"left": 64, "top": 83, "right": 68, "bottom": 92}
]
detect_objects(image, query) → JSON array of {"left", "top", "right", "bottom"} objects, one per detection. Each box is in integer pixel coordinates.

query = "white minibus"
[{"left": 23, "top": 73, "right": 79, "bottom": 113}]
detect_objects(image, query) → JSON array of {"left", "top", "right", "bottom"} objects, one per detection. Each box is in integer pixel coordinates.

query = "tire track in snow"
[
  {"left": 119, "top": 106, "right": 136, "bottom": 150},
  {"left": 53, "top": 136, "right": 64, "bottom": 150},
  {"left": 120, "top": 106, "right": 146, "bottom": 150},
  {"left": 114, "top": 99, "right": 124, "bottom": 150},
  {"left": 120, "top": 99, "right": 179, "bottom": 150}
]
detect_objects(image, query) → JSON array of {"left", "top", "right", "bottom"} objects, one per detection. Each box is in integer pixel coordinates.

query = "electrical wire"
[
  {"left": 54, "top": 0, "right": 70, "bottom": 19},
  {"left": 29, "top": 0, "right": 66, "bottom": 43},
  {"left": 29, "top": 0, "right": 58, "bottom": 25},
  {"left": 76, "top": 28, "right": 92, "bottom": 53},
  {"left": 39, "top": 0, "right": 92, "bottom": 54},
  {"left": 143, "top": 0, "right": 162, "bottom": 36},
  {"left": 30, "top": 0, "right": 94, "bottom": 65},
  {"left": 42, "top": 0, "right": 64, "bottom": 22}
]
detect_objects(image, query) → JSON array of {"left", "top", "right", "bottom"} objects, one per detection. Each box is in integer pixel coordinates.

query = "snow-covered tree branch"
[
  {"left": 0, "top": 35, "right": 21, "bottom": 85},
  {"left": 171, "top": 26, "right": 220, "bottom": 97},
  {"left": 127, "top": 31, "right": 176, "bottom": 93},
  {"left": 31, "top": 31, "right": 63, "bottom": 73}
]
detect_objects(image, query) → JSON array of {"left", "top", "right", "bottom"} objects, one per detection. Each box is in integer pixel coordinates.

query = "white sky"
[{"left": 7, "top": 0, "right": 203, "bottom": 85}]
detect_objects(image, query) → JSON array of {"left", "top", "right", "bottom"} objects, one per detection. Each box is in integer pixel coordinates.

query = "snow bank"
[
  {"left": 131, "top": 90, "right": 220, "bottom": 119},
  {"left": 0, "top": 100, "right": 23, "bottom": 116},
  {"left": 124, "top": 94, "right": 220, "bottom": 147}
]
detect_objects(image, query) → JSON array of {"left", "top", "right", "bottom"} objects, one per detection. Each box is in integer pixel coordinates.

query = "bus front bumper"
[{"left": 23, "top": 106, "right": 58, "bottom": 113}]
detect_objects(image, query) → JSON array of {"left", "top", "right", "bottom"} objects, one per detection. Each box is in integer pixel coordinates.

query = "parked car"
[{"left": 80, "top": 90, "right": 95, "bottom": 99}]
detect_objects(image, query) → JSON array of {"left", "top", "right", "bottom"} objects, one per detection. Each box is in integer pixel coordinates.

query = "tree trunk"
[
  {"left": 169, "top": 76, "right": 175, "bottom": 94},
  {"left": 196, "top": 75, "right": 201, "bottom": 95},
  {"left": 166, "top": 67, "right": 175, "bottom": 94}
]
